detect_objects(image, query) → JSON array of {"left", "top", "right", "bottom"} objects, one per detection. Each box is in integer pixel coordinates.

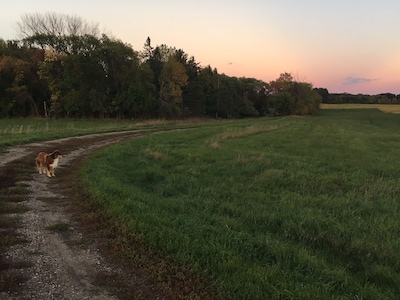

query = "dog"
[{"left": 35, "top": 150, "right": 62, "bottom": 177}]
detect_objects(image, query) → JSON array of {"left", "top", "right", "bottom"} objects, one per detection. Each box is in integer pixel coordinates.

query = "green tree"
[
  {"left": 314, "top": 88, "right": 329, "bottom": 103},
  {"left": 35, "top": 34, "right": 142, "bottom": 118},
  {"left": 215, "top": 75, "right": 240, "bottom": 118},
  {"left": 140, "top": 37, "right": 153, "bottom": 62},
  {"left": 199, "top": 66, "right": 219, "bottom": 117},
  {"left": 273, "top": 91, "right": 293, "bottom": 116},
  {"left": 239, "top": 90, "right": 259, "bottom": 117},
  {"left": 100, "top": 35, "right": 139, "bottom": 117},
  {"left": 237, "top": 77, "right": 268, "bottom": 117},
  {"left": 289, "top": 82, "right": 321, "bottom": 115},
  {"left": 0, "top": 55, "right": 17, "bottom": 117}
]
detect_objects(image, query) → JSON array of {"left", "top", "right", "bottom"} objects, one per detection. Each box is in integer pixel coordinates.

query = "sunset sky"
[{"left": 1, "top": 0, "right": 399, "bottom": 95}]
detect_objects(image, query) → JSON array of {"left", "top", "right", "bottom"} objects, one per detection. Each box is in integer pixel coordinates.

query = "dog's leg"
[
  {"left": 36, "top": 160, "right": 41, "bottom": 174},
  {"left": 46, "top": 165, "right": 51, "bottom": 177}
]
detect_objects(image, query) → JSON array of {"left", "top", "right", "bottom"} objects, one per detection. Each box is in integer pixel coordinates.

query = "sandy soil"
[{"left": 0, "top": 131, "right": 166, "bottom": 300}]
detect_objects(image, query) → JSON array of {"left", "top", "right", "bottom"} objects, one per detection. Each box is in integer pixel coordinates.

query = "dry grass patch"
[
  {"left": 321, "top": 103, "right": 400, "bottom": 113},
  {"left": 143, "top": 147, "right": 169, "bottom": 162},
  {"left": 208, "top": 125, "right": 283, "bottom": 148}
]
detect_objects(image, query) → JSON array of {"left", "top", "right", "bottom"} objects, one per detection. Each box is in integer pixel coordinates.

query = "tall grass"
[
  {"left": 0, "top": 119, "right": 133, "bottom": 150},
  {"left": 0, "top": 118, "right": 208, "bottom": 152},
  {"left": 80, "top": 109, "right": 400, "bottom": 299}
]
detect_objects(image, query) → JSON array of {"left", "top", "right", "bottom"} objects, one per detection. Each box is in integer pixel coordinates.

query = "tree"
[
  {"left": 236, "top": 77, "right": 269, "bottom": 117},
  {"left": 140, "top": 37, "right": 153, "bottom": 62},
  {"left": 273, "top": 91, "right": 293, "bottom": 116},
  {"left": 123, "top": 62, "right": 157, "bottom": 118},
  {"left": 215, "top": 75, "right": 240, "bottom": 118},
  {"left": 175, "top": 50, "right": 205, "bottom": 117},
  {"left": 199, "top": 66, "right": 219, "bottom": 117},
  {"left": 17, "top": 12, "right": 100, "bottom": 38},
  {"left": 269, "top": 72, "right": 293, "bottom": 93},
  {"left": 99, "top": 35, "right": 140, "bottom": 117},
  {"left": 158, "top": 56, "right": 188, "bottom": 117},
  {"left": 314, "top": 88, "right": 329, "bottom": 103},
  {"left": 0, "top": 42, "right": 47, "bottom": 117},
  {"left": 36, "top": 34, "right": 142, "bottom": 118},
  {"left": 271, "top": 73, "right": 321, "bottom": 115},
  {"left": 289, "top": 82, "right": 321, "bottom": 115}
]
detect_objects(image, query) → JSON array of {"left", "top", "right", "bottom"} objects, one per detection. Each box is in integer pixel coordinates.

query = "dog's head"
[{"left": 49, "top": 150, "right": 62, "bottom": 159}]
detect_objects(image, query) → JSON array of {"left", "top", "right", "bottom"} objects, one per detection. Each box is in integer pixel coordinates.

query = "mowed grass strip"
[{"left": 80, "top": 110, "right": 400, "bottom": 299}]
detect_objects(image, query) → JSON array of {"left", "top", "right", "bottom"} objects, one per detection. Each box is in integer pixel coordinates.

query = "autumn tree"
[
  {"left": 174, "top": 49, "right": 205, "bottom": 117},
  {"left": 271, "top": 72, "right": 321, "bottom": 115},
  {"left": 0, "top": 41, "right": 47, "bottom": 117},
  {"left": 158, "top": 56, "right": 188, "bottom": 117},
  {"left": 269, "top": 72, "right": 293, "bottom": 93}
]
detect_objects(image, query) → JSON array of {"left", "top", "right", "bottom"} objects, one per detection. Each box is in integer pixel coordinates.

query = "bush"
[{"left": 273, "top": 82, "right": 321, "bottom": 116}]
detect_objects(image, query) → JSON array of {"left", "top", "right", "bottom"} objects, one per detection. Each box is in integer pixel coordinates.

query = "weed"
[
  {"left": 0, "top": 232, "right": 26, "bottom": 247},
  {"left": 37, "top": 197, "right": 58, "bottom": 204},
  {"left": 0, "top": 204, "right": 29, "bottom": 214},
  {"left": 45, "top": 222, "right": 69, "bottom": 232}
]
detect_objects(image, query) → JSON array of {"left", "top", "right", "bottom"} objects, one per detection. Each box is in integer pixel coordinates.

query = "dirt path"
[{"left": 0, "top": 131, "right": 166, "bottom": 299}]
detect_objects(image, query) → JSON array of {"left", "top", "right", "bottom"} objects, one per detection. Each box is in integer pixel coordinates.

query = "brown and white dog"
[{"left": 35, "top": 150, "right": 62, "bottom": 177}]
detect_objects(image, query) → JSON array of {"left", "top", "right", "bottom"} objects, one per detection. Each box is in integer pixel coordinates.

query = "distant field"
[
  {"left": 321, "top": 103, "right": 400, "bottom": 113},
  {"left": 80, "top": 109, "right": 400, "bottom": 299}
]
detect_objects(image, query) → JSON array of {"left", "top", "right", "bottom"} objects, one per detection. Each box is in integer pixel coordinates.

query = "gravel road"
[{"left": 0, "top": 131, "right": 165, "bottom": 300}]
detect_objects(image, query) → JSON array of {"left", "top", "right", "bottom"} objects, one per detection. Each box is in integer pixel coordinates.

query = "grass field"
[
  {"left": 77, "top": 108, "right": 400, "bottom": 299},
  {"left": 2, "top": 106, "right": 400, "bottom": 298}
]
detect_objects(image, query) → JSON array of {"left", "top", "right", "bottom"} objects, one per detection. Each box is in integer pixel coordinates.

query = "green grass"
[{"left": 79, "top": 109, "right": 400, "bottom": 299}]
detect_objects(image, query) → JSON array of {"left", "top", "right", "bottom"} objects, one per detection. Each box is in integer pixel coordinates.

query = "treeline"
[
  {"left": 315, "top": 88, "right": 400, "bottom": 105},
  {"left": 0, "top": 13, "right": 322, "bottom": 119},
  {"left": 0, "top": 36, "right": 269, "bottom": 119}
]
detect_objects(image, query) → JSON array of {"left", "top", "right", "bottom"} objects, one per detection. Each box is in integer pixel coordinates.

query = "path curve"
[{"left": 0, "top": 131, "right": 166, "bottom": 299}]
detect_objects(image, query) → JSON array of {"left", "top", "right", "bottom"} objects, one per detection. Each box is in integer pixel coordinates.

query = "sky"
[{"left": 1, "top": 0, "right": 399, "bottom": 95}]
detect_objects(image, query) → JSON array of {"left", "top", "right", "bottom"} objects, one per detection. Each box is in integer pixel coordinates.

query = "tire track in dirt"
[{"left": 0, "top": 131, "right": 166, "bottom": 300}]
